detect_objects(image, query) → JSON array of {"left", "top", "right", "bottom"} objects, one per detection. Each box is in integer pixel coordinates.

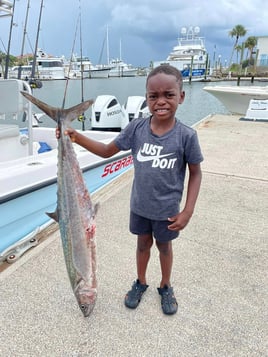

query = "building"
[{"left": 257, "top": 36, "right": 268, "bottom": 67}]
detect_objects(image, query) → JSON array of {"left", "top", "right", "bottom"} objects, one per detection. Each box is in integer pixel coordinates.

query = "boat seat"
[
  {"left": 0, "top": 124, "right": 28, "bottom": 161},
  {"left": 0, "top": 80, "right": 25, "bottom": 113},
  {"left": 0, "top": 124, "right": 20, "bottom": 139}
]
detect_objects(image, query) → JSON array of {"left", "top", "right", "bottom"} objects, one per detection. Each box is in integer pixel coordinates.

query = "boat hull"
[
  {"left": 0, "top": 79, "right": 141, "bottom": 262},
  {"left": 89, "top": 68, "right": 111, "bottom": 79},
  {"left": 0, "top": 150, "right": 133, "bottom": 256},
  {"left": 203, "top": 85, "right": 268, "bottom": 115},
  {"left": 108, "top": 68, "right": 138, "bottom": 77}
]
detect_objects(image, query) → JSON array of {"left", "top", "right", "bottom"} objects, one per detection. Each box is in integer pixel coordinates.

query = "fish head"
[
  {"left": 79, "top": 302, "right": 95, "bottom": 317},
  {"left": 74, "top": 279, "right": 97, "bottom": 317}
]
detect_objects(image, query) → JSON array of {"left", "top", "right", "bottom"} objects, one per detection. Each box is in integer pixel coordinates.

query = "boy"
[{"left": 57, "top": 65, "right": 203, "bottom": 315}]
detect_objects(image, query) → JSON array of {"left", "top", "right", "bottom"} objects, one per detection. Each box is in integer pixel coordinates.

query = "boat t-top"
[{"left": 153, "top": 26, "right": 209, "bottom": 81}]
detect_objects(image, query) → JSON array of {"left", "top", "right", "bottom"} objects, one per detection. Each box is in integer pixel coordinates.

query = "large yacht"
[
  {"left": 153, "top": 26, "right": 210, "bottom": 81},
  {"left": 9, "top": 49, "right": 65, "bottom": 80}
]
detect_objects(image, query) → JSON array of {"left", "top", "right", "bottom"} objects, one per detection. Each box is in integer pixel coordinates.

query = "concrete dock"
[{"left": 0, "top": 114, "right": 267, "bottom": 356}]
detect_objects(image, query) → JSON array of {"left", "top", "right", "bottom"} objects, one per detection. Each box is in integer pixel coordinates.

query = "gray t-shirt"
[{"left": 114, "top": 117, "right": 203, "bottom": 220}]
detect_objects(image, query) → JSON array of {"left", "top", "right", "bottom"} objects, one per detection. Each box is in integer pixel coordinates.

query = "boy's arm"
[
  {"left": 57, "top": 127, "right": 120, "bottom": 158},
  {"left": 182, "top": 163, "right": 202, "bottom": 218},
  {"left": 168, "top": 163, "right": 202, "bottom": 231}
]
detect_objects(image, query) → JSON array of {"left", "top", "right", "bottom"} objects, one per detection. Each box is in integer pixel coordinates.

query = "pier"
[{"left": 0, "top": 114, "right": 267, "bottom": 356}]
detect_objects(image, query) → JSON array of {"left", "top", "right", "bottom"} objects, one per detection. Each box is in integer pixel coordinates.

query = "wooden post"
[{"left": 189, "top": 55, "right": 194, "bottom": 83}]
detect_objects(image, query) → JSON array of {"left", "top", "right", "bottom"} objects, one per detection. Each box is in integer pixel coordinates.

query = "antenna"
[{"left": 194, "top": 26, "right": 200, "bottom": 34}]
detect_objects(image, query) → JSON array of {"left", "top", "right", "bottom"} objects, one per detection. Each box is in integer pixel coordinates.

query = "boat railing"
[
  {"left": 178, "top": 38, "right": 205, "bottom": 47},
  {"left": 0, "top": 0, "right": 13, "bottom": 17},
  {"left": 0, "top": 79, "right": 34, "bottom": 155}
]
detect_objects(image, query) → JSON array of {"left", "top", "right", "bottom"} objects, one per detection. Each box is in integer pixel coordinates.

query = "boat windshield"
[
  {"left": 179, "top": 38, "right": 204, "bottom": 46},
  {"left": 36, "top": 61, "right": 63, "bottom": 68}
]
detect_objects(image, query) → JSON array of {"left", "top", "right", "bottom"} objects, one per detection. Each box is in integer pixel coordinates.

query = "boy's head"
[
  {"left": 145, "top": 65, "right": 185, "bottom": 120},
  {"left": 146, "top": 65, "right": 183, "bottom": 91}
]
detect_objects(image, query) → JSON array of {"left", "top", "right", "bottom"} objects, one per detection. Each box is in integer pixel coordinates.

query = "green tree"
[
  {"left": 0, "top": 51, "right": 5, "bottom": 76},
  {"left": 228, "top": 24, "right": 247, "bottom": 67},
  {"left": 235, "top": 44, "right": 242, "bottom": 64},
  {"left": 244, "top": 36, "right": 257, "bottom": 62},
  {"left": 0, "top": 52, "right": 21, "bottom": 77}
]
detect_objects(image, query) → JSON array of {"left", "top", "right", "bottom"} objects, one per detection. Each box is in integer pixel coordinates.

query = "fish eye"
[{"left": 80, "top": 304, "right": 86, "bottom": 310}]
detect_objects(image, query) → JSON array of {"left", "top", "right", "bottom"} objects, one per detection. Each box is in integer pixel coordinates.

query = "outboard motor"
[
  {"left": 91, "top": 95, "right": 124, "bottom": 131},
  {"left": 123, "top": 96, "right": 151, "bottom": 125}
]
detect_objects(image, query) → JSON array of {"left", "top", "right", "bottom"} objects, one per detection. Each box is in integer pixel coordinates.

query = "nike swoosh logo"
[{"left": 137, "top": 149, "right": 174, "bottom": 162}]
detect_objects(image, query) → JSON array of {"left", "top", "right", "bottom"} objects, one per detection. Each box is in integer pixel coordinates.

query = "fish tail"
[
  {"left": 21, "top": 91, "right": 94, "bottom": 123},
  {"left": 64, "top": 100, "right": 94, "bottom": 122},
  {"left": 21, "top": 92, "right": 61, "bottom": 122},
  {"left": 46, "top": 210, "right": 59, "bottom": 222}
]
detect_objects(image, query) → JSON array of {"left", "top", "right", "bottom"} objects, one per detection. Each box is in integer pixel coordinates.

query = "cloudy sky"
[{"left": 0, "top": 0, "right": 268, "bottom": 67}]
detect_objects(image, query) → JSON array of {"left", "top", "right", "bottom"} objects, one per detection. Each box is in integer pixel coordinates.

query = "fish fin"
[
  {"left": 21, "top": 91, "right": 94, "bottom": 123},
  {"left": 46, "top": 211, "right": 59, "bottom": 222},
  {"left": 93, "top": 202, "right": 100, "bottom": 217},
  {"left": 21, "top": 92, "right": 60, "bottom": 122},
  {"left": 65, "top": 100, "right": 94, "bottom": 122}
]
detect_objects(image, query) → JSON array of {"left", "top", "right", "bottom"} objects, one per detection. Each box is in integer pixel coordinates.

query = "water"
[{"left": 11, "top": 77, "right": 230, "bottom": 129}]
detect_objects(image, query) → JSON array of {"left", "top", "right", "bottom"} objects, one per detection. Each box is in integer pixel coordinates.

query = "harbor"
[{"left": 0, "top": 113, "right": 267, "bottom": 356}]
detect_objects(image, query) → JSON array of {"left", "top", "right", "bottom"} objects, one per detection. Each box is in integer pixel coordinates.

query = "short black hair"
[{"left": 146, "top": 64, "right": 183, "bottom": 90}]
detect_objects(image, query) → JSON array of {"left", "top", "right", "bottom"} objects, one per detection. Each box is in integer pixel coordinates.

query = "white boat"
[
  {"left": 91, "top": 95, "right": 150, "bottom": 131},
  {"left": 203, "top": 85, "right": 268, "bottom": 115},
  {"left": 153, "top": 26, "right": 209, "bottom": 81},
  {"left": 65, "top": 55, "right": 92, "bottom": 79},
  {"left": 108, "top": 59, "right": 138, "bottom": 77},
  {"left": 89, "top": 65, "right": 112, "bottom": 79},
  {"left": 9, "top": 49, "right": 66, "bottom": 80},
  {"left": 0, "top": 79, "right": 134, "bottom": 263},
  {"left": 241, "top": 99, "right": 268, "bottom": 121}
]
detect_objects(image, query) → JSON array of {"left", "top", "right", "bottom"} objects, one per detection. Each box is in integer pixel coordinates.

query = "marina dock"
[{"left": 0, "top": 114, "right": 267, "bottom": 356}]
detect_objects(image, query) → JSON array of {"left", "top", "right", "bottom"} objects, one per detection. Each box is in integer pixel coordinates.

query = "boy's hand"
[
  {"left": 56, "top": 127, "right": 77, "bottom": 142},
  {"left": 55, "top": 127, "right": 61, "bottom": 139},
  {"left": 167, "top": 210, "right": 192, "bottom": 231}
]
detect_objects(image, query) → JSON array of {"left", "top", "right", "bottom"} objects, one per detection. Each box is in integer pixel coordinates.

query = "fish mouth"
[
  {"left": 79, "top": 302, "right": 95, "bottom": 317},
  {"left": 74, "top": 282, "right": 97, "bottom": 317}
]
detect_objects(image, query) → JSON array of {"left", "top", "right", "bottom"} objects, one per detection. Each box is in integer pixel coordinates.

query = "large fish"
[{"left": 21, "top": 92, "right": 98, "bottom": 317}]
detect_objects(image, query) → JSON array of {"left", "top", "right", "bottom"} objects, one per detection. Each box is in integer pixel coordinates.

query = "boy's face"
[{"left": 146, "top": 73, "right": 185, "bottom": 121}]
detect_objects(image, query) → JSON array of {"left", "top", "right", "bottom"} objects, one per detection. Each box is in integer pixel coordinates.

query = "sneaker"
[
  {"left": 157, "top": 285, "right": 178, "bottom": 315},
  {"left": 124, "top": 279, "right": 149, "bottom": 309}
]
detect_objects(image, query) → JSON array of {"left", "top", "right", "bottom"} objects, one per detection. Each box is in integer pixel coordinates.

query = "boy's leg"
[
  {"left": 136, "top": 233, "right": 153, "bottom": 284},
  {"left": 124, "top": 234, "right": 152, "bottom": 309},
  {"left": 155, "top": 240, "right": 173, "bottom": 288},
  {"left": 156, "top": 240, "right": 178, "bottom": 315}
]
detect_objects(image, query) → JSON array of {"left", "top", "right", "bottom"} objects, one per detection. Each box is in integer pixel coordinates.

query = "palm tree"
[
  {"left": 235, "top": 44, "right": 242, "bottom": 64},
  {"left": 0, "top": 51, "right": 5, "bottom": 77},
  {"left": 228, "top": 24, "right": 247, "bottom": 67},
  {"left": 245, "top": 36, "right": 257, "bottom": 63}
]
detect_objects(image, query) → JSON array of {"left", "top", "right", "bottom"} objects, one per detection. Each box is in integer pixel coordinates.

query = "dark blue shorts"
[{"left": 129, "top": 211, "right": 179, "bottom": 242}]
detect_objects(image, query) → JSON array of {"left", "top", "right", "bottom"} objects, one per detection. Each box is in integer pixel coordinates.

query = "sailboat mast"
[
  {"left": 18, "top": 0, "right": 30, "bottom": 79},
  {"left": 4, "top": 0, "right": 16, "bottom": 79},
  {"left": 106, "top": 25, "right": 110, "bottom": 64},
  {"left": 31, "top": 0, "right": 44, "bottom": 79}
]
